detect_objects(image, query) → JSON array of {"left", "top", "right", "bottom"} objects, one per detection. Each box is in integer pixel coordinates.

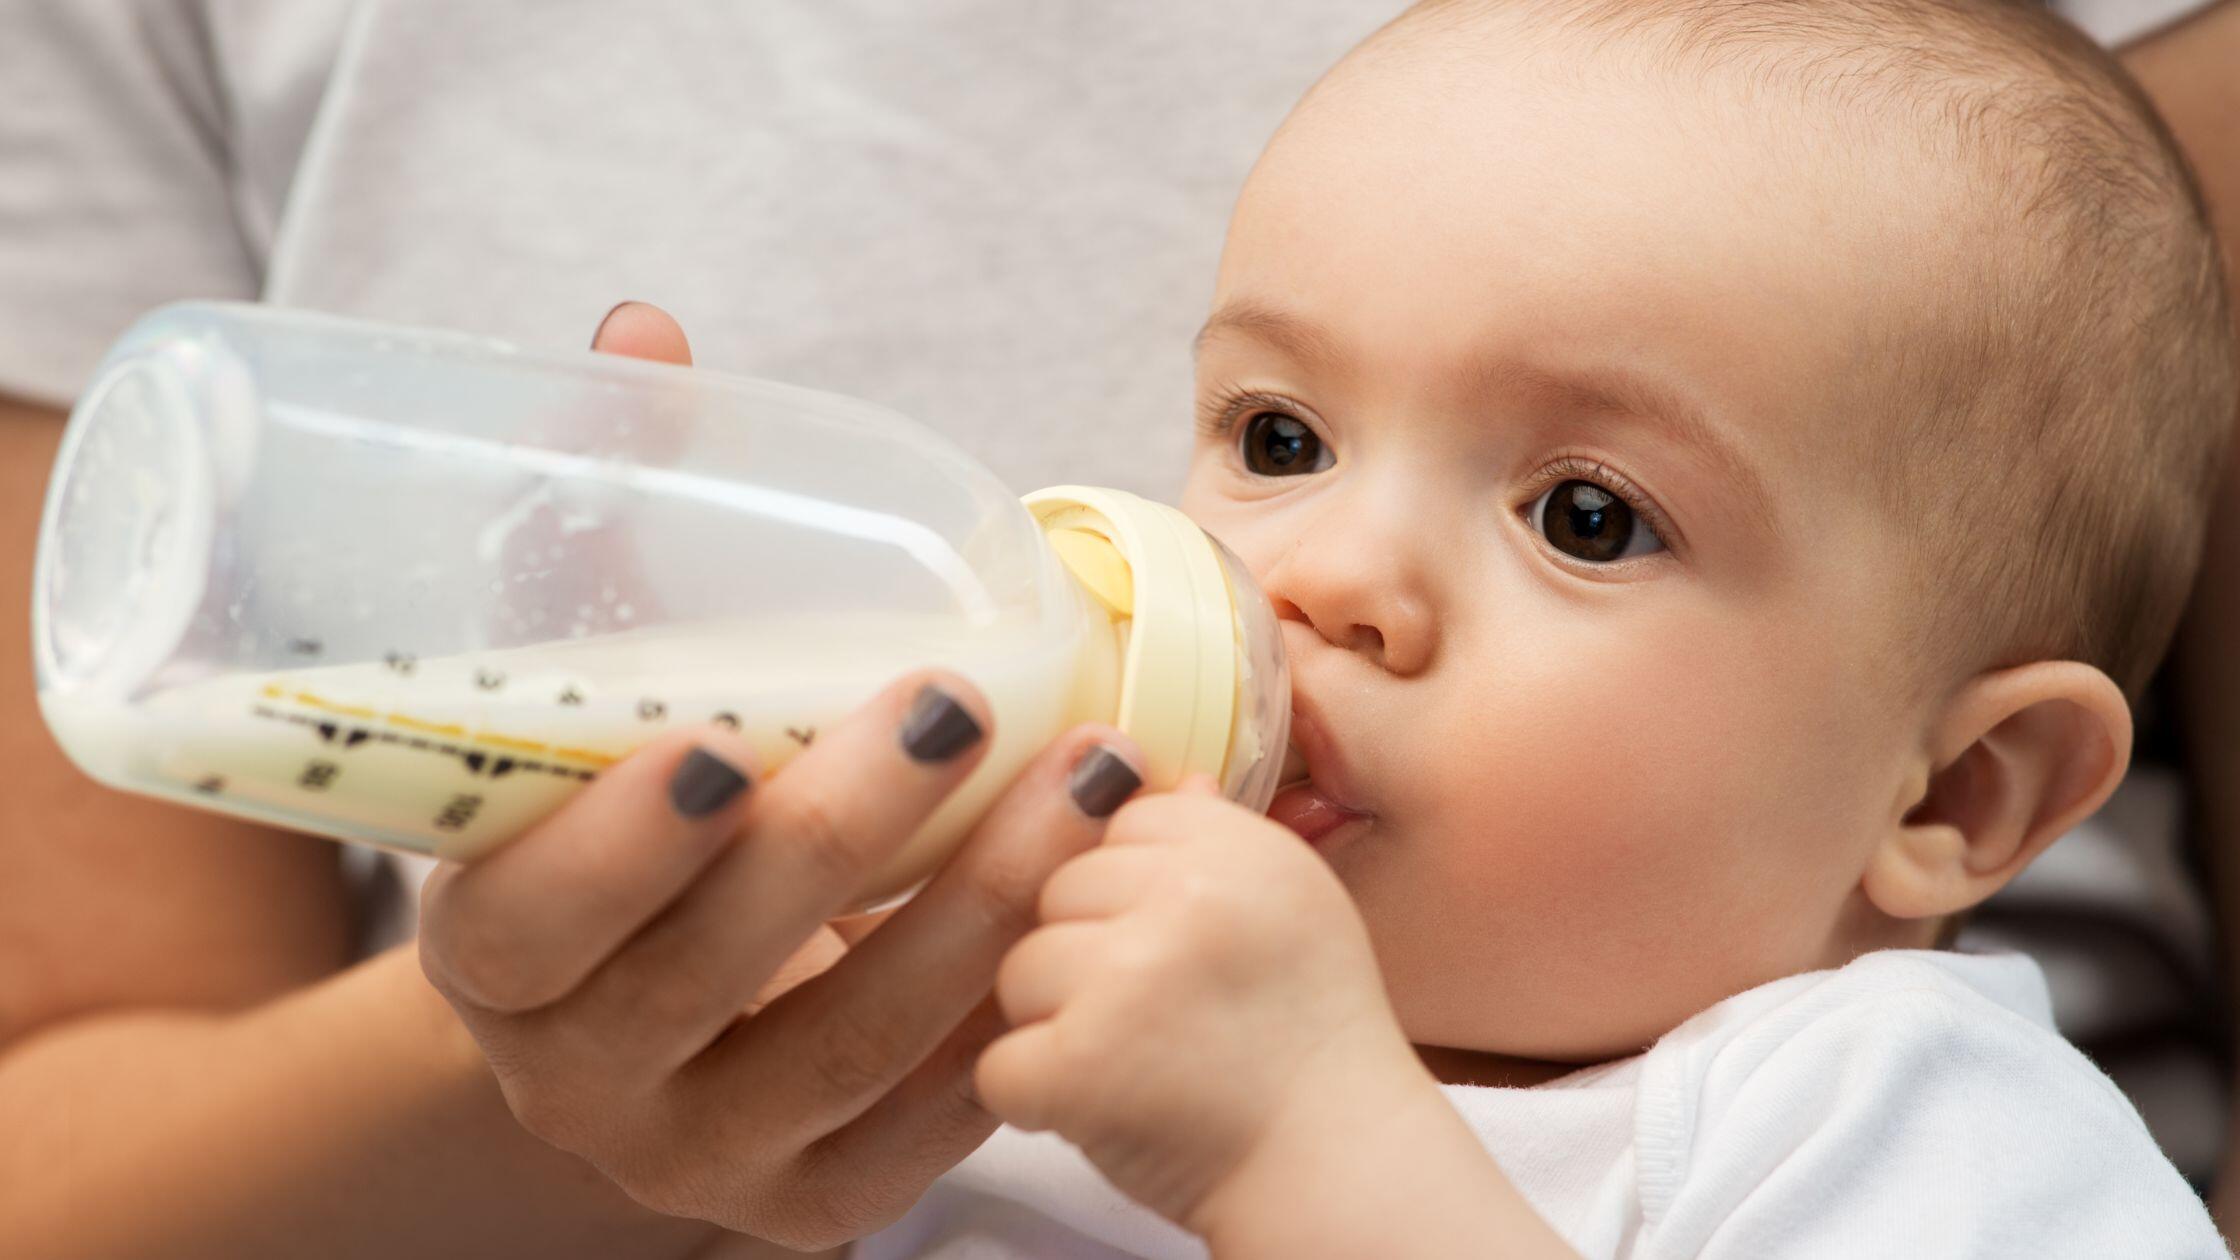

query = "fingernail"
[
  {"left": 1067, "top": 744, "right": 1141, "bottom": 819},
  {"left": 900, "top": 685, "right": 984, "bottom": 763},
  {"left": 590, "top": 300, "right": 638, "bottom": 349},
  {"left": 669, "top": 747, "right": 750, "bottom": 818}
]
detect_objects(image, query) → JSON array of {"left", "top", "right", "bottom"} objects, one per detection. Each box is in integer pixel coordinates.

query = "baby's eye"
[
  {"left": 1530, "top": 479, "right": 1666, "bottom": 562},
  {"left": 1239, "top": 412, "right": 1332, "bottom": 477}
]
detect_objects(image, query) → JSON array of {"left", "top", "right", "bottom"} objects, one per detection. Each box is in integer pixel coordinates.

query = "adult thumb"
[{"left": 590, "top": 299, "right": 693, "bottom": 366}]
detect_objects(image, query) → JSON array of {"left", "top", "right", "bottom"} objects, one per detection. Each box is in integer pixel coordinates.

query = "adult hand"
[{"left": 418, "top": 302, "right": 1148, "bottom": 1249}]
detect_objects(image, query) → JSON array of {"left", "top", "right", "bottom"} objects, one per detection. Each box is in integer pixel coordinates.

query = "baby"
[{"left": 859, "top": 0, "right": 2239, "bottom": 1256}]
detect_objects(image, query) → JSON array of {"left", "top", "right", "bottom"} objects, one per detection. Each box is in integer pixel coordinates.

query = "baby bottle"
[{"left": 32, "top": 302, "right": 1289, "bottom": 907}]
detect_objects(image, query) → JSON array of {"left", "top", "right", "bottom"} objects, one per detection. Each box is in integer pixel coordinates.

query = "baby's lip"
[{"left": 1282, "top": 692, "right": 1371, "bottom": 817}]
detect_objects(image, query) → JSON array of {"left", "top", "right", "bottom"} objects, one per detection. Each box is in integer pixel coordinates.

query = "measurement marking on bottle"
[
  {"left": 435, "top": 794, "right": 483, "bottom": 831},
  {"left": 194, "top": 775, "right": 226, "bottom": 794},
  {"left": 475, "top": 669, "right": 507, "bottom": 691},
  {"left": 248, "top": 706, "right": 608, "bottom": 780},
  {"left": 389, "top": 713, "right": 466, "bottom": 737},
  {"left": 283, "top": 689, "right": 377, "bottom": 720},
  {"left": 787, "top": 726, "right": 816, "bottom": 747},
  {"left": 312, "top": 722, "right": 373, "bottom": 748},
  {"left": 300, "top": 760, "right": 340, "bottom": 790},
  {"left": 637, "top": 698, "right": 667, "bottom": 721}
]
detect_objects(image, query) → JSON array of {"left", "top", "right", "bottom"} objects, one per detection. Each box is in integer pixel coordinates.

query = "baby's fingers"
[
  {"left": 1037, "top": 844, "right": 1168, "bottom": 923},
  {"left": 974, "top": 1021, "right": 1070, "bottom": 1135},
  {"left": 993, "top": 920, "right": 1109, "bottom": 1028},
  {"left": 681, "top": 727, "right": 1142, "bottom": 1125}
]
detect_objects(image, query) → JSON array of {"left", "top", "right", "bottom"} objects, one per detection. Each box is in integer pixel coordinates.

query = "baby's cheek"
[
  {"left": 1443, "top": 620, "right": 1769, "bottom": 869},
  {"left": 1368, "top": 608, "right": 1868, "bottom": 1056}
]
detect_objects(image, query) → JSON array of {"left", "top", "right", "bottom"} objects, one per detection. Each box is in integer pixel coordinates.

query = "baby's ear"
[{"left": 1863, "top": 661, "right": 2131, "bottom": 921}]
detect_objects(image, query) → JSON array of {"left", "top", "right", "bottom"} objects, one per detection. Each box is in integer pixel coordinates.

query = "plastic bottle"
[{"left": 33, "top": 303, "right": 1289, "bottom": 908}]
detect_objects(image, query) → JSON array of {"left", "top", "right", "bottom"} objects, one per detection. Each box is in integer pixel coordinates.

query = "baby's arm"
[
  {"left": 0, "top": 392, "right": 722, "bottom": 1258},
  {"left": 1187, "top": 1067, "right": 1572, "bottom": 1258},
  {"left": 974, "top": 780, "right": 1579, "bottom": 1258}
]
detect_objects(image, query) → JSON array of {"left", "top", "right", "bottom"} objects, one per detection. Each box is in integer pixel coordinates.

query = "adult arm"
[
  {"left": 0, "top": 300, "right": 1133, "bottom": 1256},
  {"left": 2122, "top": 0, "right": 2240, "bottom": 1239},
  {"left": 0, "top": 391, "right": 736, "bottom": 1258}
]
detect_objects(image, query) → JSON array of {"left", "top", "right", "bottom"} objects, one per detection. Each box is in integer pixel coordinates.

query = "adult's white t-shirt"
[
  {"left": 1, "top": 0, "right": 1402, "bottom": 945},
  {"left": 0, "top": 0, "right": 2225, "bottom": 1181}
]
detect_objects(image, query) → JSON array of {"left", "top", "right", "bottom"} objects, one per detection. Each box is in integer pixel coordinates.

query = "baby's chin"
[
  {"left": 1409, "top": 1041, "right": 1601, "bottom": 1090},
  {"left": 1330, "top": 841, "right": 1701, "bottom": 1070},
  {"left": 1399, "top": 1000, "right": 1671, "bottom": 1082}
]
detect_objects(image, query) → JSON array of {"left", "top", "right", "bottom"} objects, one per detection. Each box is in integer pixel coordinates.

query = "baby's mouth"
[
  {"left": 1268, "top": 780, "right": 1369, "bottom": 849},
  {"left": 1266, "top": 711, "right": 1372, "bottom": 850}
]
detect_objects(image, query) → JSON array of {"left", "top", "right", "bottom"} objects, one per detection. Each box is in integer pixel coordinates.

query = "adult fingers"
[
  {"left": 789, "top": 995, "right": 1015, "bottom": 1225},
  {"left": 553, "top": 672, "right": 998, "bottom": 1073},
  {"left": 698, "top": 729, "right": 1142, "bottom": 1120},
  {"left": 590, "top": 299, "right": 693, "bottom": 364},
  {"left": 419, "top": 727, "right": 758, "bottom": 1013},
  {"left": 1095, "top": 775, "right": 1227, "bottom": 851}
]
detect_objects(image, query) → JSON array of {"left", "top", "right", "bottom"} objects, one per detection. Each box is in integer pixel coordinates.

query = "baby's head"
[{"left": 1180, "top": 0, "right": 2235, "bottom": 1071}]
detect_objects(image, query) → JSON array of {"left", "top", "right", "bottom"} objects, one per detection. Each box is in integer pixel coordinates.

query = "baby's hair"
[{"left": 1387, "top": 0, "right": 2238, "bottom": 699}]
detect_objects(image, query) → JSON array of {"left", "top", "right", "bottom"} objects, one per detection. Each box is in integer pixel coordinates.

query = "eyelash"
[
  {"left": 1200, "top": 384, "right": 1685, "bottom": 555},
  {"left": 1196, "top": 384, "right": 1306, "bottom": 445},
  {"left": 1519, "top": 455, "right": 1683, "bottom": 558}
]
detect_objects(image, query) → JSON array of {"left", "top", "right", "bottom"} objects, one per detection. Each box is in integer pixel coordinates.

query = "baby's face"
[{"left": 1180, "top": 37, "right": 1972, "bottom": 1064}]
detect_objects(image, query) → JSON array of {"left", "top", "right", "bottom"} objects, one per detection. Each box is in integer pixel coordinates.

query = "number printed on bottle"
[{"left": 436, "top": 793, "right": 483, "bottom": 832}]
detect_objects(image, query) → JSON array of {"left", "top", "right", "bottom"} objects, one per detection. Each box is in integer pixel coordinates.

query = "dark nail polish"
[
  {"left": 900, "top": 685, "right": 984, "bottom": 763},
  {"left": 669, "top": 747, "right": 750, "bottom": 818},
  {"left": 589, "top": 300, "right": 637, "bottom": 349},
  {"left": 1067, "top": 745, "right": 1141, "bottom": 819}
]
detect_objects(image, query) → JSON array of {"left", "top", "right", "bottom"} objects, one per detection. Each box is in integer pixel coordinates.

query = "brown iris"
[
  {"left": 1241, "top": 412, "right": 1325, "bottom": 476},
  {"left": 1541, "top": 480, "right": 1636, "bottom": 562}
]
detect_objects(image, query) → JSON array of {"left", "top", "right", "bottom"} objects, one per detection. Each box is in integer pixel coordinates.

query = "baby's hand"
[{"left": 975, "top": 776, "right": 1423, "bottom": 1229}]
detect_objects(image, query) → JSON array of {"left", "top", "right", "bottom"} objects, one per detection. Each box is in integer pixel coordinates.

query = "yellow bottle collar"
[{"left": 1025, "top": 486, "right": 1241, "bottom": 792}]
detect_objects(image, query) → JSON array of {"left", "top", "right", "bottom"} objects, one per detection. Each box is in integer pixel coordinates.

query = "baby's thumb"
[{"left": 1175, "top": 772, "right": 1223, "bottom": 798}]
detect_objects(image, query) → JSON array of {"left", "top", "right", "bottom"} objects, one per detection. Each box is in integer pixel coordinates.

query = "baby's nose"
[{"left": 1269, "top": 566, "right": 1435, "bottom": 677}]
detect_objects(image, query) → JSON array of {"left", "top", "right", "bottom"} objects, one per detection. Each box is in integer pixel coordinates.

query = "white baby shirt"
[{"left": 854, "top": 949, "right": 2226, "bottom": 1259}]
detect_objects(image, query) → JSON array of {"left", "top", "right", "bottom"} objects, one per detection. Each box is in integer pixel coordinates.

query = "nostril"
[{"left": 1350, "top": 624, "right": 1385, "bottom": 657}]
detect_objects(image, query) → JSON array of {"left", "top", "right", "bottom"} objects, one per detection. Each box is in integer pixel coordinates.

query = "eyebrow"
[
  {"left": 1195, "top": 300, "right": 1347, "bottom": 373},
  {"left": 1195, "top": 301, "right": 1779, "bottom": 537}
]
